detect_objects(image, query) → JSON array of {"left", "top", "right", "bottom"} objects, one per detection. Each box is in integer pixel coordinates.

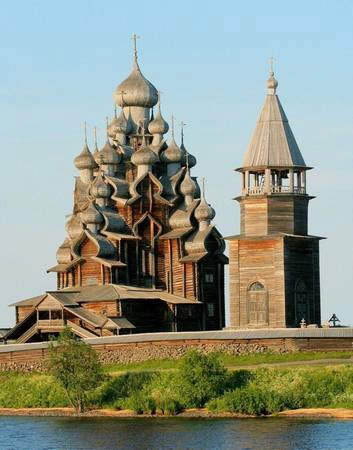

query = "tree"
[
  {"left": 48, "top": 327, "right": 103, "bottom": 413},
  {"left": 177, "top": 350, "right": 227, "bottom": 408}
]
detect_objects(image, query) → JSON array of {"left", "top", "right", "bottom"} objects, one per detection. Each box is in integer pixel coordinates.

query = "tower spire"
[
  {"left": 84, "top": 121, "right": 88, "bottom": 145},
  {"left": 201, "top": 177, "right": 205, "bottom": 198},
  {"left": 180, "top": 121, "right": 187, "bottom": 146},
  {"left": 171, "top": 114, "right": 175, "bottom": 139},
  {"left": 269, "top": 56, "right": 274, "bottom": 76},
  {"left": 267, "top": 56, "right": 278, "bottom": 95},
  {"left": 185, "top": 150, "right": 190, "bottom": 172},
  {"left": 131, "top": 33, "right": 140, "bottom": 68},
  {"left": 105, "top": 117, "right": 110, "bottom": 140},
  {"left": 157, "top": 91, "right": 162, "bottom": 113},
  {"left": 93, "top": 126, "right": 98, "bottom": 150}
]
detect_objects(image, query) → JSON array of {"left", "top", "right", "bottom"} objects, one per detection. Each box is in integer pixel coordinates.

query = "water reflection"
[{"left": 0, "top": 417, "right": 352, "bottom": 450}]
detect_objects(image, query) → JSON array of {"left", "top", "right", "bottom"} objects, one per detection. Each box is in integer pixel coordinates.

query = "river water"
[{"left": 0, "top": 417, "right": 352, "bottom": 450}]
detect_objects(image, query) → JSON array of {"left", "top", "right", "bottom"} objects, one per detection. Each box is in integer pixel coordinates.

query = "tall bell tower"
[{"left": 227, "top": 67, "right": 323, "bottom": 329}]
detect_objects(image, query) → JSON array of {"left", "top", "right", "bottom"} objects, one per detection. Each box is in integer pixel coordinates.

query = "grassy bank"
[
  {"left": 104, "top": 350, "right": 353, "bottom": 373},
  {"left": 1, "top": 351, "right": 353, "bottom": 416}
]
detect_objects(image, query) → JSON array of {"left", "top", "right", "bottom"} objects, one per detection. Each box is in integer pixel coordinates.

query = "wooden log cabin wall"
[
  {"left": 5, "top": 39, "right": 227, "bottom": 343},
  {"left": 227, "top": 69, "right": 323, "bottom": 329}
]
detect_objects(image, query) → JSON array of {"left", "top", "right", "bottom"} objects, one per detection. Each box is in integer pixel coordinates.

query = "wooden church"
[
  {"left": 227, "top": 68, "right": 323, "bottom": 329},
  {"left": 5, "top": 38, "right": 227, "bottom": 343}
]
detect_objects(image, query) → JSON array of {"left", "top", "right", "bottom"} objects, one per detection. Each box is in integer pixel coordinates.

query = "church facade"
[
  {"left": 227, "top": 69, "right": 323, "bottom": 329},
  {"left": 5, "top": 40, "right": 227, "bottom": 343}
]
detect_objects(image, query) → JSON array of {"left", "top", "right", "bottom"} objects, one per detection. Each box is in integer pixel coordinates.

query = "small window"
[
  {"left": 249, "top": 282, "right": 265, "bottom": 291},
  {"left": 205, "top": 273, "right": 214, "bottom": 283},
  {"left": 86, "top": 277, "right": 98, "bottom": 286},
  {"left": 207, "top": 303, "right": 215, "bottom": 317}
]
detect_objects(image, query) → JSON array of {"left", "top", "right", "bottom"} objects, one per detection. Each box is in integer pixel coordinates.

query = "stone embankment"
[
  {"left": 0, "top": 342, "right": 275, "bottom": 372},
  {"left": 1, "top": 328, "right": 352, "bottom": 372},
  {"left": 97, "top": 342, "right": 274, "bottom": 365}
]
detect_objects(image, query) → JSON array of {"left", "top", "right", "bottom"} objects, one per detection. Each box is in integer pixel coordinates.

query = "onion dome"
[
  {"left": 65, "top": 214, "right": 83, "bottom": 240},
  {"left": 74, "top": 143, "right": 98, "bottom": 170},
  {"left": 194, "top": 196, "right": 215, "bottom": 222},
  {"left": 180, "top": 170, "right": 197, "bottom": 197},
  {"left": 267, "top": 71, "right": 278, "bottom": 93},
  {"left": 113, "top": 43, "right": 158, "bottom": 108},
  {"left": 148, "top": 94, "right": 169, "bottom": 135},
  {"left": 81, "top": 201, "right": 104, "bottom": 226},
  {"left": 90, "top": 172, "right": 112, "bottom": 199},
  {"left": 56, "top": 238, "right": 72, "bottom": 264},
  {"left": 108, "top": 108, "right": 132, "bottom": 138},
  {"left": 160, "top": 138, "right": 183, "bottom": 164},
  {"left": 96, "top": 138, "right": 121, "bottom": 165},
  {"left": 131, "top": 136, "right": 158, "bottom": 166}
]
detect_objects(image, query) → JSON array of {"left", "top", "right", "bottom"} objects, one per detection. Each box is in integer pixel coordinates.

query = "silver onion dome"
[
  {"left": 74, "top": 144, "right": 98, "bottom": 170},
  {"left": 81, "top": 201, "right": 104, "bottom": 226},
  {"left": 148, "top": 95, "right": 169, "bottom": 135},
  {"left": 95, "top": 139, "right": 121, "bottom": 165},
  {"left": 90, "top": 172, "right": 112, "bottom": 199},
  {"left": 194, "top": 196, "right": 215, "bottom": 222},
  {"left": 180, "top": 170, "right": 197, "bottom": 197},
  {"left": 267, "top": 71, "right": 278, "bottom": 93},
  {"left": 56, "top": 238, "right": 72, "bottom": 264},
  {"left": 108, "top": 108, "right": 132, "bottom": 138},
  {"left": 131, "top": 137, "right": 158, "bottom": 166},
  {"left": 160, "top": 138, "right": 183, "bottom": 164},
  {"left": 114, "top": 56, "right": 158, "bottom": 108}
]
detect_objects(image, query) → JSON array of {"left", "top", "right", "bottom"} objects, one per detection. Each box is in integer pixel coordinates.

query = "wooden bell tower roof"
[{"left": 241, "top": 69, "right": 306, "bottom": 170}]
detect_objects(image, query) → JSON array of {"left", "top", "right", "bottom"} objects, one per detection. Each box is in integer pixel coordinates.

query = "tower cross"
[
  {"left": 93, "top": 126, "right": 98, "bottom": 148},
  {"left": 131, "top": 34, "right": 141, "bottom": 62},
  {"left": 84, "top": 121, "right": 88, "bottom": 145},
  {"left": 105, "top": 116, "right": 110, "bottom": 139},
  {"left": 180, "top": 121, "right": 187, "bottom": 144},
  {"left": 201, "top": 176, "right": 205, "bottom": 197},
  {"left": 269, "top": 56, "right": 275, "bottom": 75},
  {"left": 171, "top": 114, "right": 175, "bottom": 139}
]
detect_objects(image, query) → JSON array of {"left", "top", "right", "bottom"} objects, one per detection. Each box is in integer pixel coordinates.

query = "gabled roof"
[
  {"left": 9, "top": 294, "right": 46, "bottom": 307},
  {"left": 241, "top": 74, "right": 306, "bottom": 169}
]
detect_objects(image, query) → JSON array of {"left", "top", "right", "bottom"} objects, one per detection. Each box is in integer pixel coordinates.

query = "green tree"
[
  {"left": 48, "top": 327, "right": 103, "bottom": 413},
  {"left": 177, "top": 350, "right": 227, "bottom": 408}
]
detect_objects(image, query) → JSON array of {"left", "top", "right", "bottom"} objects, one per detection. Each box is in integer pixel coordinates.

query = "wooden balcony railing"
[
  {"left": 245, "top": 186, "right": 306, "bottom": 196},
  {"left": 37, "top": 319, "right": 65, "bottom": 328}
]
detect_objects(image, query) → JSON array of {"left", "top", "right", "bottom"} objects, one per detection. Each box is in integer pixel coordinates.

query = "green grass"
[
  {"left": 103, "top": 350, "right": 353, "bottom": 374},
  {"left": 1, "top": 351, "right": 352, "bottom": 415}
]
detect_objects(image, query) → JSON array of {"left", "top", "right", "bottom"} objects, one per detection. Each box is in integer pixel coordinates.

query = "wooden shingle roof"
[{"left": 241, "top": 74, "right": 306, "bottom": 170}]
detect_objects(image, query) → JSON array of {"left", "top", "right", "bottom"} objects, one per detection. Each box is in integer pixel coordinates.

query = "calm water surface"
[{"left": 0, "top": 417, "right": 352, "bottom": 450}]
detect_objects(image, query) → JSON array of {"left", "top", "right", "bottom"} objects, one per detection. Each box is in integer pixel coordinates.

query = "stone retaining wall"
[{"left": 1, "top": 333, "right": 352, "bottom": 372}]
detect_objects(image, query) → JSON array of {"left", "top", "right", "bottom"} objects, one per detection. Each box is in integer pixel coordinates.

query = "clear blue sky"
[{"left": 0, "top": 0, "right": 352, "bottom": 327}]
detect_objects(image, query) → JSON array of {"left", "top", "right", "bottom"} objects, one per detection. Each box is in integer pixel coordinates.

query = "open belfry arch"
[
  {"left": 227, "top": 65, "right": 323, "bottom": 329},
  {"left": 5, "top": 36, "right": 227, "bottom": 343}
]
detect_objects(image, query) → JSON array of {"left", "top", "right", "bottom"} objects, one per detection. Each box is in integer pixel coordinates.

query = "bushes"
[
  {"left": 208, "top": 366, "right": 353, "bottom": 416},
  {"left": 1, "top": 351, "right": 353, "bottom": 416},
  {"left": 93, "top": 371, "right": 157, "bottom": 408},
  {"left": 0, "top": 372, "right": 68, "bottom": 408},
  {"left": 177, "top": 350, "right": 227, "bottom": 408}
]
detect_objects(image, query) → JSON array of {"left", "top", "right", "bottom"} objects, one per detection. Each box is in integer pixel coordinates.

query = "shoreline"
[{"left": 0, "top": 407, "right": 353, "bottom": 419}]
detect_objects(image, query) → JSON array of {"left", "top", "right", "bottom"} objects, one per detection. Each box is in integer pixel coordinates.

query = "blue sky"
[{"left": 0, "top": 0, "right": 352, "bottom": 327}]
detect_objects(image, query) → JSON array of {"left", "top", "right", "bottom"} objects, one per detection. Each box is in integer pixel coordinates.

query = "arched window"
[
  {"left": 295, "top": 280, "right": 309, "bottom": 324},
  {"left": 247, "top": 282, "right": 268, "bottom": 325},
  {"left": 249, "top": 282, "right": 265, "bottom": 291}
]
